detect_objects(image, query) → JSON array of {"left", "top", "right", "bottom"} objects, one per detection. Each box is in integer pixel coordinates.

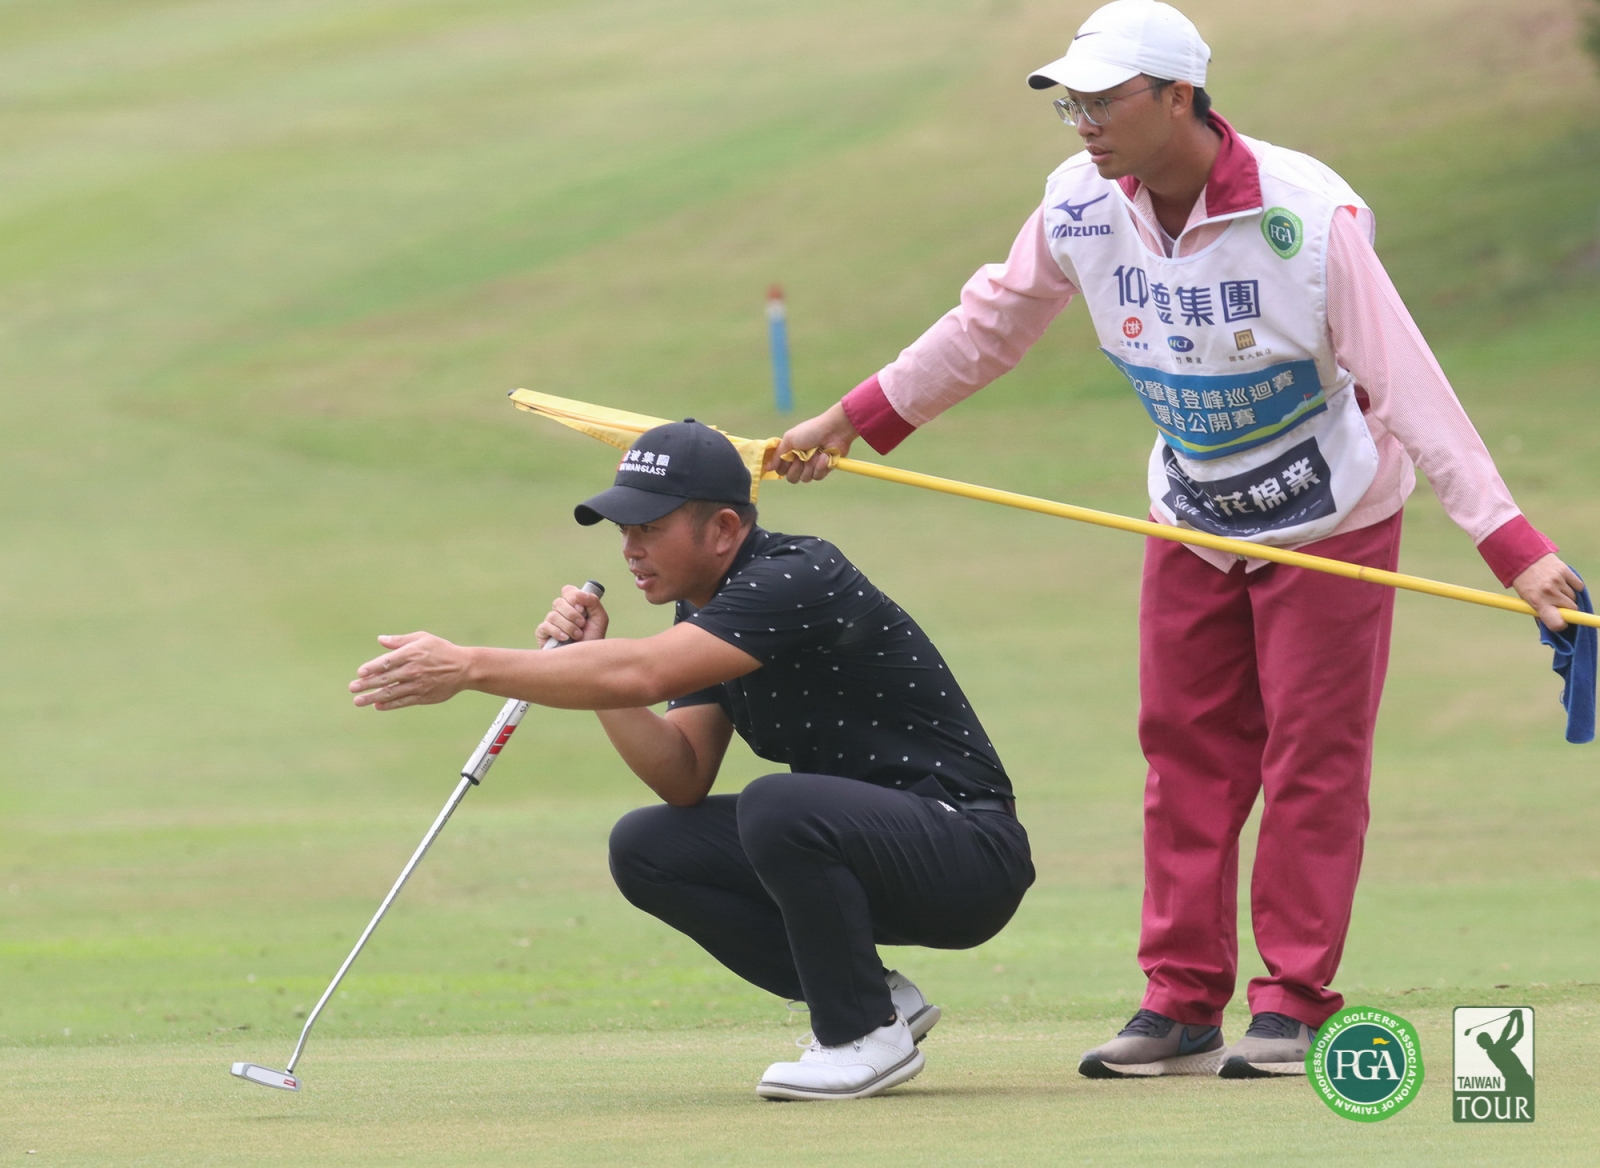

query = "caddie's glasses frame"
[{"left": 1053, "top": 80, "right": 1171, "bottom": 127}]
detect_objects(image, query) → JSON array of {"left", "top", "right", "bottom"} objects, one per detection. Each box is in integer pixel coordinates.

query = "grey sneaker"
[
  {"left": 1218, "top": 1012, "right": 1315, "bottom": 1078},
  {"left": 1078, "top": 1009, "right": 1226, "bottom": 1078},
  {"left": 885, "top": 970, "right": 941, "bottom": 1043}
]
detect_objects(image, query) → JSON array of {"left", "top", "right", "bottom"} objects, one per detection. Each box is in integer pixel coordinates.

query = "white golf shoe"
[
  {"left": 756, "top": 1016, "right": 925, "bottom": 1101},
  {"left": 886, "top": 969, "right": 941, "bottom": 1043}
]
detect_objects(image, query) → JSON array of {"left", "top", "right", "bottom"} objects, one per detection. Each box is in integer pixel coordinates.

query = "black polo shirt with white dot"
[{"left": 666, "top": 527, "right": 1012, "bottom": 802}]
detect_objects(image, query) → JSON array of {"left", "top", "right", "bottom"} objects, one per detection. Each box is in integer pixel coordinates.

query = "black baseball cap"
[{"left": 574, "top": 420, "right": 752, "bottom": 526}]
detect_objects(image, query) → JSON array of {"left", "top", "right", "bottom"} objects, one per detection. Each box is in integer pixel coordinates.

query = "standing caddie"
[
  {"left": 349, "top": 420, "right": 1034, "bottom": 1099},
  {"left": 774, "top": 0, "right": 1580, "bottom": 1079}
]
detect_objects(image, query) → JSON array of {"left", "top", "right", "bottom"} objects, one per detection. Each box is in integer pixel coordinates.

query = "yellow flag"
[{"left": 507, "top": 389, "right": 780, "bottom": 503}]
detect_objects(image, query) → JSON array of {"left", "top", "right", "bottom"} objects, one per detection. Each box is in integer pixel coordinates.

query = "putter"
[{"left": 231, "top": 580, "right": 605, "bottom": 1092}]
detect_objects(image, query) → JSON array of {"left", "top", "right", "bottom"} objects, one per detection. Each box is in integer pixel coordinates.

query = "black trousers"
[{"left": 608, "top": 772, "right": 1035, "bottom": 1045}]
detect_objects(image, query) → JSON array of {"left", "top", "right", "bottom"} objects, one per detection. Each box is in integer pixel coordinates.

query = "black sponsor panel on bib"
[{"left": 1162, "top": 438, "right": 1335, "bottom": 537}]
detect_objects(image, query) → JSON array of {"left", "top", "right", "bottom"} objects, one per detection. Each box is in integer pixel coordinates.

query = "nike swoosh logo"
[
  {"left": 1073, "top": 31, "right": 1101, "bottom": 40},
  {"left": 1052, "top": 192, "right": 1109, "bottom": 221},
  {"left": 1177, "top": 1027, "right": 1220, "bottom": 1055}
]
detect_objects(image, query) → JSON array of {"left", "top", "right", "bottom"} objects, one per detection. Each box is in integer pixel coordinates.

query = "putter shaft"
[{"left": 284, "top": 772, "right": 476, "bottom": 1073}]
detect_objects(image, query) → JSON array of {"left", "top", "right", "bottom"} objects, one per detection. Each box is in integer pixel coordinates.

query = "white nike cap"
[{"left": 1027, "top": 0, "right": 1211, "bottom": 93}]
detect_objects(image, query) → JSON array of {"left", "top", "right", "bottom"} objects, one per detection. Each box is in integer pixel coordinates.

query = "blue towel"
[{"left": 1536, "top": 579, "right": 1596, "bottom": 745}]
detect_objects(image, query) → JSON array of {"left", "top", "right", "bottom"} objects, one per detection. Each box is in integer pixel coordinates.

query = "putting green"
[
  {"left": 3, "top": 0, "right": 1598, "bottom": 1163},
  {"left": 10, "top": 1002, "right": 1600, "bottom": 1165}
]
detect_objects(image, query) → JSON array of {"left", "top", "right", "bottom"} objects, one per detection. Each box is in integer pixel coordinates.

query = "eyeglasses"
[{"left": 1053, "top": 80, "right": 1170, "bottom": 127}]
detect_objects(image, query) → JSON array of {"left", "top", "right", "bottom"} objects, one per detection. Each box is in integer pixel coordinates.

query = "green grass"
[
  {"left": 11, "top": 1003, "right": 1600, "bottom": 1165},
  {"left": 3, "top": 0, "right": 1600, "bottom": 1163}
]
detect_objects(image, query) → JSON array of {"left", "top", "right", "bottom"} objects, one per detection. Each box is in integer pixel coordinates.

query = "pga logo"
[
  {"left": 1122, "top": 317, "right": 1143, "bottom": 339},
  {"left": 1308, "top": 1007, "right": 1424, "bottom": 1123},
  {"left": 1167, "top": 336, "right": 1194, "bottom": 352}
]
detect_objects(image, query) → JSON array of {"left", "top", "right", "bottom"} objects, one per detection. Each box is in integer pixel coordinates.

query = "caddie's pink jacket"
[{"left": 840, "top": 115, "right": 1555, "bottom": 585}]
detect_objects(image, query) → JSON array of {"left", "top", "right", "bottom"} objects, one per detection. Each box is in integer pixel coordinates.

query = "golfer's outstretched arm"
[
  {"left": 348, "top": 587, "right": 758, "bottom": 804},
  {"left": 348, "top": 611, "right": 760, "bottom": 711}
]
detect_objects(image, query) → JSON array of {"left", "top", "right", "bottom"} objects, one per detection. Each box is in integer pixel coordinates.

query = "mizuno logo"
[
  {"left": 1050, "top": 223, "right": 1110, "bottom": 238},
  {"left": 1054, "top": 192, "right": 1109, "bottom": 221}
]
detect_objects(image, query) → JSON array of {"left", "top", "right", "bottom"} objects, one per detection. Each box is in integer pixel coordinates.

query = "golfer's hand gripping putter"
[
  {"left": 462, "top": 580, "right": 605, "bottom": 784},
  {"left": 230, "top": 580, "right": 605, "bottom": 1092}
]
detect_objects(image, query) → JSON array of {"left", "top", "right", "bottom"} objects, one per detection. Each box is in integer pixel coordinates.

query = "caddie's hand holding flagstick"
[
  {"left": 773, "top": 399, "right": 858, "bottom": 485},
  {"left": 1509, "top": 556, "right": 1586, "bottom": 633}
]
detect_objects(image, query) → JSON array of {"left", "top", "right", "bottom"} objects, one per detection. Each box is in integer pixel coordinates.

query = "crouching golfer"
[{"left": 349, "top": 420, "right": 1035, "bottom": 1100}]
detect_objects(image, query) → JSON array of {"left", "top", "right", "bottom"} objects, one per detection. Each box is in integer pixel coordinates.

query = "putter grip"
[
  {"left": 459, "top": 579, "right": 605, "bottom": 783},
  {"left": 539, "top": 578, "right": 606, "bottom": 653}
]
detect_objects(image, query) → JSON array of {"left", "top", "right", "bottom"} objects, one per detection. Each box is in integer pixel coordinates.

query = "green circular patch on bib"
[
  {"left": 1262, "top": 207, "right": 1303, "bottom": 259},
  {"left": 1308, "top": 1006, "right": 1425, "bottom": 1122}
]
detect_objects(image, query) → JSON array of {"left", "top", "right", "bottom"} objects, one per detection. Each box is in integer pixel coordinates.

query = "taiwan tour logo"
[
  {"left": 1262, "top": 207, "right": 1303, "bottom": 259},
  {"left": 1455, "top": 1008, "right": 1534, "bottom": 1122},
  {"left": 1308, "top": 1007, "right": 1424, "bottom": 1122}
]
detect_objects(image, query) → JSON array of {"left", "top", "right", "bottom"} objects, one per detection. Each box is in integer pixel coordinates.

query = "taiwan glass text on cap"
[
  {"left": 574, "top": 420, "right": 753, "bottom": 526},
  {"left": 1027, "top": 0, "right": 1210, "bottom": 93}
]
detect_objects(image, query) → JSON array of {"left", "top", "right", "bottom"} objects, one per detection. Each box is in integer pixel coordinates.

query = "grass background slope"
[{"left": 2, "top": 0, "right": 1598, "bottom": 1163}]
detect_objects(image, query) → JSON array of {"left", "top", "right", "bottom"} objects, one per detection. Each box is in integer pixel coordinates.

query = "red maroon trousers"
[{"left": 1136, "top": 512, "right": 1403, "bottom": 1029}]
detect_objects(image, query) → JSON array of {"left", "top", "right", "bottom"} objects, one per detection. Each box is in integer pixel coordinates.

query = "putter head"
[{"left": 231, "top": 1062, "right": 301, "bottom": 1091}]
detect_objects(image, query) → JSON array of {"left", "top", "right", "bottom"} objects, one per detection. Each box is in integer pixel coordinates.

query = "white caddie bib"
[{"left": 1044, "top": 136, "right": 1379, "bottom": 546}]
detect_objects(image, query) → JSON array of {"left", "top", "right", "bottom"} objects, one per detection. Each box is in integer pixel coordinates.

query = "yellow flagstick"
[
  {"left": 507, "top": 389, "right": 1598, "bottom": 631},
  {"left": 821, "top": 454, "right": 1599, "bottom": 630}
]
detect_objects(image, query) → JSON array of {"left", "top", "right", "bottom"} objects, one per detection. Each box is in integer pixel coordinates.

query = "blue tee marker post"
[{"left": 766, "top": 284, "right": 793, "bottom": 414}]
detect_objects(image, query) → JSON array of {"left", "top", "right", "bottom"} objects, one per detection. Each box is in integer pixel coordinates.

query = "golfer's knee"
[
  {"left": 607, "top": 806, "right": 674, "bottom": 904},
  {"left": 737, "top": 773, "right": 824, "bottom": 860}
]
